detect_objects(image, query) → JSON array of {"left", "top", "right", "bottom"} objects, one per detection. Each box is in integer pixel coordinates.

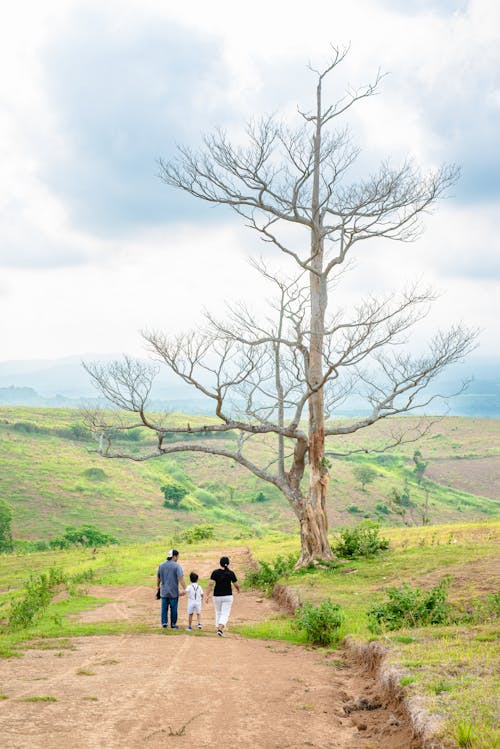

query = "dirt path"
[{"left": 0, "top": 547, "right": 419, "bottom": 749}]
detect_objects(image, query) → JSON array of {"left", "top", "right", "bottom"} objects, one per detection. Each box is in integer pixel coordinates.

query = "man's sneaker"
[
  {"left": 171, "top": 625, "right": 179, "bottom": 629},
  {"left": 197, "top": 623, "right": 203, "bottom": 629},
  {"left": 162, "top": 624, "right": 167, "bottom": 628},
  {"left": 186, "top": 626, "right": 193, "bottom": 631},
  {"left": 217, "top": 629, "right": 224, "bottom": 637}
]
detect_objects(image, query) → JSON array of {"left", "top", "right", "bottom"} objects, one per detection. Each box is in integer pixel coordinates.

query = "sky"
[{"left": 0, "top": 0, "right": 499, "bottom": 365}]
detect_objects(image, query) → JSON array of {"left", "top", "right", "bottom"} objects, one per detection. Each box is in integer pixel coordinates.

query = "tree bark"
[
  {"left": 296, "top": 489, "right": 332, "bottom": 566},
  {"left": 300, "top": 70, "right": 334, "bottom": 564}
]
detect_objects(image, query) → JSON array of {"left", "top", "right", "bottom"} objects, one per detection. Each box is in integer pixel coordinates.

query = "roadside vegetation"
[{"left": 241, "top": 522, "right": 499, "bottom": 749}]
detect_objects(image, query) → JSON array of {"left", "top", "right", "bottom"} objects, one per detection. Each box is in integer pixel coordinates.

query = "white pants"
[{"left": 213, "top": 595, "right": 233, "bottom": 627}]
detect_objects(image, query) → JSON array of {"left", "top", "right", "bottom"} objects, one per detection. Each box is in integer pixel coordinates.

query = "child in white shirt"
[{"left": 186, "top": 572, "right": 203, "bottom": 631}]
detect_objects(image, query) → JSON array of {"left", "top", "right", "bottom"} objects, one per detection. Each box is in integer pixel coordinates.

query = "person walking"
[
  {"left": 205, "top": 556, "right": 240, "bottom": 637},
  {"left": 157, "top": 549, "right": 186, "bottom": 629},
  {"left": 185, "top": 571, "right": 203, "bottom": 631}
]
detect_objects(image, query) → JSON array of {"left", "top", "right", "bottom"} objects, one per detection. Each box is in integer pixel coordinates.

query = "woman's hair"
[{"left": 219, "top": 556, "right": 230, "bottom": 568}]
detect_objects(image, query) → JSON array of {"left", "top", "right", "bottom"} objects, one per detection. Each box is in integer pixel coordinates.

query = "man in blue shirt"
[{"left": 157, "top": 549, "right": 186, "bottom": 629}]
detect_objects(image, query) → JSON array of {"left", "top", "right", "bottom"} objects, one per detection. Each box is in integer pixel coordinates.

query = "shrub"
[
  {"left": 9, "top": 567, "right": 66, "bottom": 630},
  {"left": 253, "top": 491, "right": 269, "bottom": 503},
  {"left": 82, "top": 467, "right": 108, "bottom": 481},
  {"left": 333, "top": 522, "right": 389, "bottom": 558},
  {"left": 0, "top": 497, "right": 14, "bottom": 552},
  {"left": 13, "top": 539, "right": 49, "bottom": 553},
  {"left": 68, "top": 423, "right": 92, "bottom": 441},
  {"left": 375, "top": 503, "right": 390, "bottom": 515},
  {"left": 367, "top": 577, "right": 452, "bottom": 632},
  {"left": 161, "top": 483, "right": 188, "bottom": 508},
  {"left": 295, "top": 600, "right": 345, "bottom": 646},
  {"left": 12, "top": 421, "right": 41, "bottom": 434},
  {"left": 347, "top": 504, "right": 360, "bottom": 513},
  {"left": 455, "top": 591, "right": 500, "bottom": 624},
  {"left": 245, "top": 553, "right": 298, "bottom": 593},
  {"left": 178, "top": 524, "right": 215, "bottom": 544},
  {"left": 49, "top": 525, "right": 118, "bottom": 549}
]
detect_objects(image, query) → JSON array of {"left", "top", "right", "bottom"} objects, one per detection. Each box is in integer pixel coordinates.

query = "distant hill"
[{"left": 0, "top": 354, "right": 498, "bottom": 417}]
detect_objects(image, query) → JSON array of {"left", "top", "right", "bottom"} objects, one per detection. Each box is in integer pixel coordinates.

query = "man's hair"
[
  {"left": 189, "top": 572, "right": 199, "bottom": 582},
  {"left": 167, "top": 549, "right": 179, "bottom": 560}
]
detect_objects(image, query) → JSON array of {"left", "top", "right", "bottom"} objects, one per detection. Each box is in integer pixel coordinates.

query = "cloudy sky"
[{"left": 1, "top": 0, "right": 498, "bottom": 365}]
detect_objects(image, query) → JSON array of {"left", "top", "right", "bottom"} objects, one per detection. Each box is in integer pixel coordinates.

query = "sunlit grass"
[{"left": 383, "top": 623, "right": 500, "bottom": 749}]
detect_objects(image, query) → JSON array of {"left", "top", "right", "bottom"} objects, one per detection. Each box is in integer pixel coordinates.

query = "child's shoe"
[
  {"left": 197, "top": 623, "right": 203, "bottom": 629},
  {"left": 186, "top": 626, "right": 193, "bottom": 631}
]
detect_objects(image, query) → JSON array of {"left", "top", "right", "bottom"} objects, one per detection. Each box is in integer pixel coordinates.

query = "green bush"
[
  {"left": 82, "top": 467, "right": 108, "bottom": 481},
  {"left": 455, "top": 591, "right": 500, "bottom": 625},
  {"left": 178, "top": 524, "right": 215, "bottom": 544},
  {"left": 0, "top": 497, "right": 14, "bottom": 552},
  {"left": 13, "top": 539, "right": 49, "bottom": 553},
  {"left": 12, "top": 421, "right": 41, "bottom": 434},
  {"left": 367, "top": 577, "right": 452, "bottom": 632},
  {"left": 253, "top": 491, "right": 269, "bottom": 503},
  {"left": 295, "top": 600, "right": 345, "bottom": 646},
  {"left": 68, "top": 423, "right": 92, "bottom": 441},
  {"left": 333, "top": 522, "right": 389, "bottom": 558},
  {"left": 161, "top": 483, "right": 188, "bottom": 508},
  {"left": 9, "top": 567, "right": 66, "bottom": 630},
  {"left": 245, "top": 553, "right": 298, "bottom": 593},
  {"left": 375, "top": 503, "right": 390, "bottom": 515},
  {"left": 49, "top": 525, "right": 118, "bottom": 549},
  {"left": 347, "top": 504, "right": 360, "bottom": 513}
]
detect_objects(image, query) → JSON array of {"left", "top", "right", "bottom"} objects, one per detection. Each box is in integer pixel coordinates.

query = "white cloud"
[{"left": 0, "top": 0, "right": 498, "bottom": 362}]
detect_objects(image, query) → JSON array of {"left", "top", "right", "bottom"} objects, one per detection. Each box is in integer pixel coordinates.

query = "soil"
[
  {"left": 426, "top": 455, "right": 500, "bottom": 501},
  {"left": 0, "top": 547, "right": 421, "bottom": 749}
]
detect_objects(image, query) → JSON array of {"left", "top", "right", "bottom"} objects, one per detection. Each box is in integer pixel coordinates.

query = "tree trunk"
[
  {"left": 296, "top": 490, "right": 333, "bottom": 567},
  {"left": 297, "top": 72, "right": 333, "bottom": 567}
]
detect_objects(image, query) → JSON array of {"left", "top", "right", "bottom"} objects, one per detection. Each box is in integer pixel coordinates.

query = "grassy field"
[
  {"left": 0, "top": 407, "right": 498, "bottom": 548},
  {"left": 239, "top": 522, "right": 500, "bottom": 749},
  {"left": 0, "top": 521, "right": 498, "bottom": 748}
]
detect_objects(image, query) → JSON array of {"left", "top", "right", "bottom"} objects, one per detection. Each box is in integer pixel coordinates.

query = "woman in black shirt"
[{"left": 205, "top": 556, "right": 240, "bottom": 636}]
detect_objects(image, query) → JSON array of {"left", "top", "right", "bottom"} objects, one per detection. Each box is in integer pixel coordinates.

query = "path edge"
[{"left": 271, "top": 582, "right": 447, "bottom": 749}]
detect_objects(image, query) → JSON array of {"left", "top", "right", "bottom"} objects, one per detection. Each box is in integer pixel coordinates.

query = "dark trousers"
[{"left": 161, "top": 596, "right": 179, "bottom": 627}]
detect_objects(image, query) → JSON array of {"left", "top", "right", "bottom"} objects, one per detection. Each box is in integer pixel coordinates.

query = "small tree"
[
  {"left": 389, "top": 482, "right": 413, "bottom": 525},
  {"left": 413, "top": 449, "right": 428, "bottom": 484},
  {"left": 84, "top": 48, "right": 476, "bottom": 566},
  {"left": 0, "top": 498, "right": 14, "bottom": 552},
  {"left": 254, "top": 491, "right": 269, "bottom": 503},
  {"left": 353, "top": 464, "right": 377, "bottom": 491},
  {"left": 161, "top": 483, "right": 188, "bottom": 509}
]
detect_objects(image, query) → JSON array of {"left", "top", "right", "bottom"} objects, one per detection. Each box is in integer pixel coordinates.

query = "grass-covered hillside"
[{"left": 0, "top": 406, "right": 498, "bottom": 546}]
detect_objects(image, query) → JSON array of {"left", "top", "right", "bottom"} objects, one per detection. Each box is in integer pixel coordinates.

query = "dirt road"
[{"left": 0, "top": 548, "right": 419, "bottom": 748}]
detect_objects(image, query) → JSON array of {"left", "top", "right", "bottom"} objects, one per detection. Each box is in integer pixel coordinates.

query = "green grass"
[
  {"left": 1, "top": 409, "right": 498, "bottom": 547},
  {"left": 385, "top": 624, "right": 499, "bottom": 749},
  {"left": 243, "top": 521, "right": 500, "bottom": 749},
  {"left": 233, "top": 615, "right": 308, "bottom": 644}
]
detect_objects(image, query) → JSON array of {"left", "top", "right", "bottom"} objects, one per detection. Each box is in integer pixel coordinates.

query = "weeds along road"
[{"left": 0, "top": 547, "right": 419, "bottom": 749}]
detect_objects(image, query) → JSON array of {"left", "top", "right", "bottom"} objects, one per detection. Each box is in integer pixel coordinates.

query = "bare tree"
[{"left": 84, "top": 47, "right": 476, "bottom": 566}]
